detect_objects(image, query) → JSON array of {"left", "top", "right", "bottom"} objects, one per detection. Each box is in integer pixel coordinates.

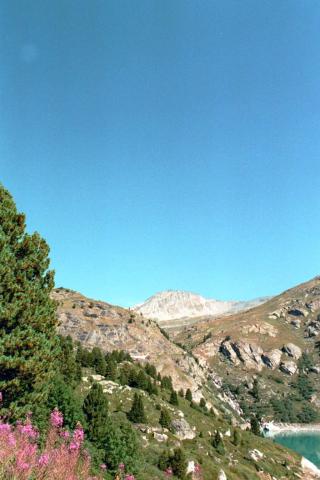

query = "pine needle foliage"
[{"left": 0, "top": 184, "right": 58, "bottom": 419}]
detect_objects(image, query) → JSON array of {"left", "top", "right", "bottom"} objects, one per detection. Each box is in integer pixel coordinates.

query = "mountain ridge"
[{"left": 133, "top": 289, "right": 270, "bottom": 324}]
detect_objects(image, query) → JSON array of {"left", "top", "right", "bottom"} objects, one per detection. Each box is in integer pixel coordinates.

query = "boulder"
[
  {"left": 283, "top": 343, "right": 302, "bottom": 360},
  {"left": 261, "top": 349, "right": 282, "bottom": 369},
  {"left": 310, "top": 365, "right": 320, "bottom": 374},
  {"left": 171, "top": 418, "right": 196, "bottom": 440},
  {"left": 218, "top": 470, "right": 227, "bottom": 480},
  {"left": 153, "top": 432, "right": 168, "bottom": 442},
  {"left": 280, "top": 361, "right": 298, "bottom": 375},
  {"left": 306, "top": 299, "right": 320, "bottom": 312},
  {"left": 248, "top": 449, "right": 264, "bottom": 461},
  {"left": 307, "top": 326, "right": 319, "bottom": 337},
  {"left": 291, "top": 319, "right": 301, "bottom": 329},
  {"left": 220, "top": 341, "right": 240, "bottom": 365},
  {"left": 231, "top": 341, "right": 264, "bottom": 371}
]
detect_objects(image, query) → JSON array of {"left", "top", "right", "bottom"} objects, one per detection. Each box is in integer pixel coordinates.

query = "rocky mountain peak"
[{"left": 133, "top": 289, "right": 268, "bottom": 323}]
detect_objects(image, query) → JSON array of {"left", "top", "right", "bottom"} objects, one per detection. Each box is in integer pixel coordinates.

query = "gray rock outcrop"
[
  {"left": 283, "top": 343, "right": 302, "bottom": 360},
  {"left": 261, "top": 349, "right": 282, "bottom": 369},
  {"left": 280, "top": 360, "right": 298, "bottom": 375},
  {"left": 171, "top": 418, "right": 196, "bottom": 440}
]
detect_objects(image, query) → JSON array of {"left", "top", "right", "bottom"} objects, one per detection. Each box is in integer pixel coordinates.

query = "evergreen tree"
[
  {"left": 103, "top": 418, "right": 140, "bottom": 474},
  {"left": 0, "top": 185, "right": 58, "bottom": 419},
  {"left": 158, "top": 450, "right": 171, "bottom": 471},
  {"left": 250, "top": 415, "right": 261, "bottom": 436},
  {"left": 185, "top": 388, "right": 192, "bottom": 402},
  {"left": 58, "top": 335, "right": 82, "bottom": 386},
  {"left": 212, "top": 430, "right": 225, "bottom": 455},
  {"left": 199, "top": 397, "right": 206, "bottom": 409},
  {"left": 47, "top": 374, "right": 84, "bottom": 429},
  {"left": 83, "top": 382, "right": 109, "bottom": 446},
  {"left": 161, "top": 375, "right": 173, "bottom": 391},
  {"left": 159, "top": 408, "right": 171, "bottom": 429},
  {"left": 169, "top": 390, "right": 179, "bottom": 406},
  {"left": 127, "top": 393, "right": 146, "bottom": 423},
  {"left": 232, "top": 428, "right": 241, "bottom": 446},
  {"left": 251, "top": 378, "right": 260, "bottom": 402},
  {"left": 105, "top": 359, "right": 117, "bottom": 380},
  {"left": 171, "top": 448, "right": 187, "bottom": 479},
  {"left": 91, "top": 347, "right": 106, "bottom": 376},
  {"left": 178, "top": 388, "right": 184, "bottom": 398}
]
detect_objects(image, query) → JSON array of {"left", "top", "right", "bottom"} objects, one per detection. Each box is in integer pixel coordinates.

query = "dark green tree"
[
  {"left": 91, "top": 347, "right": 106, "bottom": 376},
  {"left": 169, "top": 390, "right": 179, "bottom": 406},
  {"left": 0, "top": 185, "right": 59, "bottom": 419},
  {"left": 171, "top": 448, "right": 187, "bottom": 479},
  {"left": 212, "top": 430, "right": 225, "bottom": 455},
  {"left": 47, "top": 374, "right": 84, "bottom": 429},
  {"left": 127, "top": 393, "right": 146, "bottom": 423},
  {"left": 159, "top": 408, "right": 171, "bottom": 429},
  {"left": 105, "top": 359, "right": 117, "bottom": 381},
  {"left": 185, "top": 388, "right": 192, "bottom": 402},
  {"left": 250, "top": 415, "right": 261, "bottom": 436},
  {"left": 232, "top": 428, "right": 241, "bottom": 446},
  {"left": 103, "top": 418, "right": 140, "bottom": 474},
  {"left": 58, "top": 335, "right": 82, "bottom": 386},
  {"left": 83, "top": 382, "right": 109, "bottom": 446},
  {"left": 199, "top": 397, "right": 206, "bottom": 409}
]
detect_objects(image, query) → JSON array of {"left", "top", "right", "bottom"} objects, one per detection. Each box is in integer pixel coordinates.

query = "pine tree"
[
  {"left": 185, "top": 388, "right": 192, "bottom": 402},
  {"left": 169, "top": 390, "right": 179, "bottom": 406},
  {"left": 127, "top": 393, "right": 146, "bottom": 423},
  {"left": 232, "top": 428, "right": 241, "bottom": 446},
  {"left": 103, "top": 418, "right": 140, "bottom": 474},
  {"left": 171, "top": 447, "right": 187, "bottom": 479},
  {"left": 178, "top": 388, "right": 184, "bottom": 397},
  {"left": 0, "top": 185, "right": 59, "bottom": 419},
  {"left": 212, "top": 430, "right": 225, "bottom": 454},
  {"left": 250, "top": 415, "right": 261, "bottom": 436},
  {"left": 159, "top": 408, "right": 171, "bottom": 429},
  {"left": 83, "top": 382, "right": 109, "bottom": 446},
  {"left": 105, "top": 359, "right": 117, "bottom": 381},
  {"left": 91, "top": 347, "right": 106, "bottom": 376}
]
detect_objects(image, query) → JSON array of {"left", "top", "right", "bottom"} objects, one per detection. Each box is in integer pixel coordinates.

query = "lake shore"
[{"left": 263, "top": 422, "right": 320, "bottom": 437}]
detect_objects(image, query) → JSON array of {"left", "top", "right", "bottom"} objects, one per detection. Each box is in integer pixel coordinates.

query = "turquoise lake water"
[{"left": 273, "top": 433, "right": 320, "bottom": 468}]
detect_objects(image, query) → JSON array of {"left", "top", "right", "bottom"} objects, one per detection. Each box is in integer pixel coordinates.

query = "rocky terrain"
[
  {"left": 172, "top": 276, "right": 320, "bottom": 423},
  {"left": 133, "top": 290, "right": 268, "bottom": 328},
  {"left": 54, "top": 288, "right": 216, "bottom": 405},
  {"left": 54, "top": 279, "right": 320, "bottom": 479}
]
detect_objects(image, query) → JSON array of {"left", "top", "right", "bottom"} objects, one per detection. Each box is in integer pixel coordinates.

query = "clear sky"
[{"left": 1, "top": 1, "right": 320, "bottom": 306}]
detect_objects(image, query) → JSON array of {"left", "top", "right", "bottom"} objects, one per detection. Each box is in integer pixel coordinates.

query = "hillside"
[
  {"left": 172, "top": 276, "right": 320, "bottom": 424},
  {"left": 55, "top": 285, "right": 320, "bottom": 479}
]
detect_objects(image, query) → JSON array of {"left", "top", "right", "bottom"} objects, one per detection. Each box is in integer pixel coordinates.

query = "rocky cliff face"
[
  {"left": 54, "top": 288, "right": 212, "bottom": 401},
  {"left": 133, "top": 290, "right": 268, "bottom": 326}
]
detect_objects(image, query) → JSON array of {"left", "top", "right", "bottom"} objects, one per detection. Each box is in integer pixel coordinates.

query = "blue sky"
[{"left": 1, "top": 1, "right": 320, "bottom": 306}]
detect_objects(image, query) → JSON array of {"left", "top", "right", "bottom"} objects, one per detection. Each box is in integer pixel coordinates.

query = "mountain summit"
[{"left": 133, "top": 290, "right": 268, "bottom": 324}]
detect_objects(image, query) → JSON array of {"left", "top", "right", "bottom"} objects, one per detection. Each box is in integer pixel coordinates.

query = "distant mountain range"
[{"left": 132, "top": 290, "right": 269, "bottom": 324}]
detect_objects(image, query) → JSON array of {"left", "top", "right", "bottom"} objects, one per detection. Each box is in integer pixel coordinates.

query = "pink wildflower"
[
  {"left": 119, "top": 462, "right": 125, "bottom": 471},
  {"left": 50, "top": 408, "right": 63, "bottom": 428},
  {"left": 19, "top": 422, "right": 38, "bottom": 439},
  {"left": 124, "top": 475, "right": 135, "bottom": 480},
  {"left": 165, "top": 466, "right": 173, "bottom": 476},
  {"left": 73, "top": 424, "right": 84, "bottom": 444},
  {"left": 0, "top": 392, "right": 3, "bottom": 403},
  {"left": 60, "top": 429, "right": 70, "bottom": 439},
  {"left": 100, "top": 464, "right": 107, "bottom": 470},
  {"left": 37, "top": 453, "right": 50, "bottom": 467}
]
